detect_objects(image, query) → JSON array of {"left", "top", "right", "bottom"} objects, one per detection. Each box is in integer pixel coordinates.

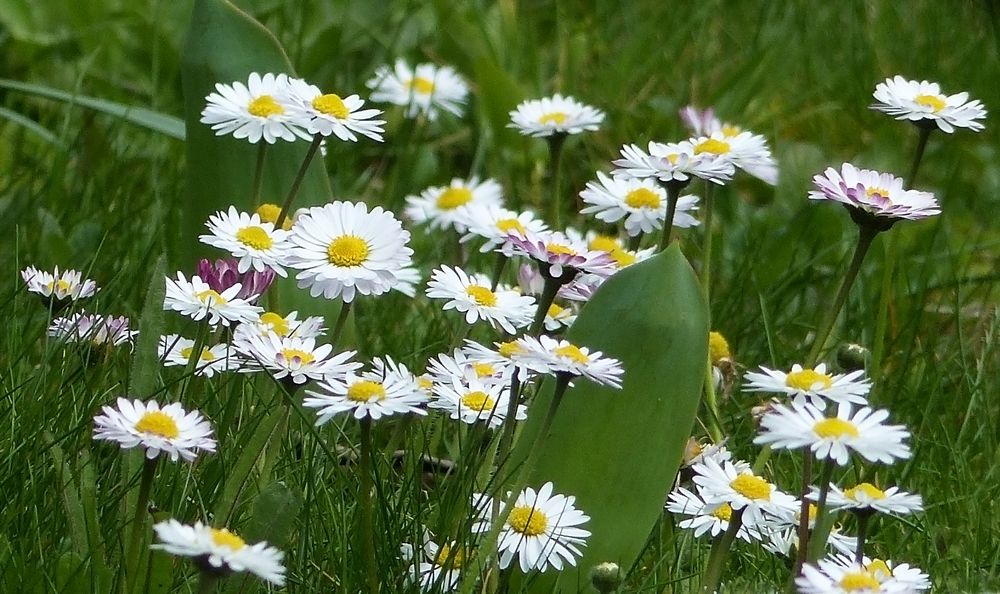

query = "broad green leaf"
[
  {"left": 128, "top": 254, "right": 167, "bottom": 398},
  {"left": 242, "top": 481, "right": 302, "bottom": 548},
  {"left": 513, "top": 245, "right": 708, "bottom": 591},
  {"left": 55, "top": 551, "right": 89, "bottom": 594},
  {"left": 0, "top": 78, "right": 185, "bottom": 139}
]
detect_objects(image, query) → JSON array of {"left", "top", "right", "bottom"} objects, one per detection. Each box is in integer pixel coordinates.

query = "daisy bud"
[
  {"left": 590, "top": 561, "right": 622, "bottom": 593},
  {"left": 837, "top": 343, "right": 870, "bottom": 372}
]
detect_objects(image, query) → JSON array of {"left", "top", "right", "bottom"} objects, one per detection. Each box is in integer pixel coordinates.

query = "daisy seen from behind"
[
  {"left": 21, "top": 265, "right": 98, "bottom": 304},
  {"left": 284, "top": 77, "right": 385, "bottom": 142},
  {"left": 303, "top": 356, "right": 429, "bottom": 423},
  {"left": 508, "top": 94, "right": 605, "bottom": 138},
  {"left": 200, "top": 72, "right": 304, "bottom": 144},
  {"left": 199, "top": 206, "right": 291, "bottom": 276},
  {"left": 163, "top": 272, "right": 262, "bottom": 327},
  {"left": 367, "top": 59, "right": 469, "bottom": 120},
  {"left": 871, "top": 75, "right": 986, "bottom": 133},
  {"left": 743, "top": 363, "right": 871, "bottom": 408},
  {"left": 425, "top": 265, "right": 535, "bottom": 335},
  {"left": 152, "top": 519, "right": 285, "bottom": 585},
  {"left": 405, "top": 177, "right": 503, "bottom": 232},
  {"left": 93, "top": 397, "right": 216, "bottom": 462}
]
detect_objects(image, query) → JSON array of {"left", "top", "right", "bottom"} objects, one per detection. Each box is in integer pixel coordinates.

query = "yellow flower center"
[
  {"left": 796, "top": 503, "right": 819, "bottom": 523},
  {"left": 280, "top": 348, "right": 315, "bottom": 365},
  {"left": 496, "top": 218, "right": 526, "bottom": 234},
  {"left": 461, "top": 391, "right": 496, "bottom": 412},
  {"left": 134, "top": 411, "right": 180, "bottom": 439},
  {"left": 180, "top": 346, "right": 217, "bottom": 362},
  {"left": 609, "top": 248, "right": 636, "bottom": 268},
  {"left": 55, "top": 279, "right": 72, "bottom": 293},
  {"left": 694, "top": 138, "right": 731, "bottom": 155},
  {"left": 844, "top": 482, "right": 886, "bottom": 501},
  {"left": 473, "top": 362, "right": 496, "bottom": 377},
  {"left": 465, "top": 284, "right": 498, "bottom": 307},
  {"left": 196, "top": 289, "right": 228, "bottom": 306},
  {"left": 784, "top": 368, "right": 833, "bottom": 391},
  {"left": 407, "top": 77, "right": 435, "bottom": 95},
  {"left": 236, "top": 225, "right": 273, "bottom": 250},
  {"left": 418, "top": 376, "right": 434, "bottom": 391},
  {"left": 839, "top": 572, "right": 881, "bottom": 591},
  {"left": 546, "top": 243, "right": 576, "bottom": 256},
  {"left": 813, "top": 418, "right": 860, "bottom": 439},
  {"left": 588, "top": 235, "right": 621, "bottom": 252},
  {"left": 865, "top": 187, "right": 891, "bottom": 202},
  {"left": 666, "top": 153, "right": 680, "bottom": 165},
  {"left": 554, "top": 343, "right": 589, "bottom": 364},
  {"left": 436, "top": 187, "right": 473, "bottom": 210},
  {"left": 256, "top": 203, "right": 292, "bottom": 230},
  {"left": 710, "top": 502, "right": 733, "bottom": 521},
  {"left": 624, "top": 187, "right": 662, "bottom": 209},
  {"left": 915, "top": 94, "right": 946, "bottom": 113},
  {"left": 508, "top": 505, "right": 548, "bottom": 536},
  {"left": 498, "top": 341, "right": 522, "bottom": 358},
  {"left": 538, "top": 112, "right": 568, "bottom": 125},
  {"left": 247, "top": 95, "right": 284, "bottom": 118},
  {"left": 729, "top": 474, "right": 771, "bottom": 501},
  {"left": 346, "top": 380, "right": 386, "bottom": 402},
  {"left": 434, "top": 544, "right": 466, "bottom": 569},
  {"left": 866, "top": 559, "right": 892, "bottom": 579},
  {"left": 708, "top": 331, "right": 731, "bottom": 363},
  {"left": 327, "top": 235, "right": 369, "bottom": 267},
  {"left": 721, "top": 124, "right": 742, "bottom": 137},
  {"left": 547, "top": 303, "right": 565, "bottom": 318},
  {"left": 312, "top": 93, "right": 349, "bottom": 118},
  {"left": 210, "top": 528, "right": 246, "bottom": 551},
  {"left": 260, "top": 312, "right": 290, "bottom": 336}
]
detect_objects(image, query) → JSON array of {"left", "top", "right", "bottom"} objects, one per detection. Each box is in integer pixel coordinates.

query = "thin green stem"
[
  {"left": 359, "top": 418, "right": 380, "bottom": 593},
  {"left": 658, "top": 183, "right": 683, "bottom": 251},
  {"left": 702, "top": 356, "right": 724, "bottom": 443},
  {"left": 793, "top": 452, "right": 813, "bottom": 576},
  {"left": 251, "top": 142, "right": 267, "bottom": 206},
  {"left": 805, "top": 226, "right": 879, "bottom": 366},
  {"left": 197, "top": 571, "right": 220, "bottom": 594},
  {"left": 330, "top": 300, "right": 352, "bottom": 348},
  {"left": 806, "top": 459, "right": 836, "bottom": 561},
  {"left": 700, "top": 181, "right": 716, "bottom": 296},
  {"left": 853, "top": 512, "right": 872, "bottom": 564},
  {"left": 275, "top": 134, "right": 323, "bottom": 228},
  {"left": 548, "top": 134, "right": 568, "bottom": 228},
  {"left": 125, "top": 457, "right": 157, "bottom": 594},
  {"left": 906, "top": 126, "right": 932, "bottom": 189},
  {"left": 701, "top": 508, "right": 743, "bottom": 593},
  {"left": 489, "top": 253, "right": 508, "bottom": 291},
  {"left": 529, "top": 276, "right": 563, "bottom": 336}
]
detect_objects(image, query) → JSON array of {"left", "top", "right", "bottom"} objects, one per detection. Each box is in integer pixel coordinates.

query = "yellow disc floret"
[
  {"left": 729, "top": 473, "right": 771, "bottom": 501},
  {"left": 813, "top": 418, "right": 860, "bottom": 439},
  {"left": 247, "top": 95, "right": 284, "bottom": 118},
  {"left": 914, "top": 94, "right": 946, "bottom": 113},
  {"left": 236, "top": 226, "right": 274, "bottom": 250},
  {"left": 588, "top": 235, "right": 621, "bottom": 252},
  {"left": 135, "top": 411, "right": 180, "bottom": 439},
  {"left": 784, "top": 368, "right": 833, "bottom": 391},
  {"left": 461, "top": 391, "right": 496, "bottom": 412},
  {"left": 347, "top": 380, "right": 386, "bottom": 402},
  {"left": 473, "top": 362, "right": 496, "bottom": 378},
  {"left": 845, "top": 482, "right": 886, "bottom": 501},
  {"left": 554, "top": 343, "right": 589, "bottom": 364},
  {"left": 708, "top": 331, "right": 731, "bottom": 364},
  {"left": 508, "top": 505, "right": 548, "bottom": 536},
  {"left": 312, "top": 93, "right": 349, "bottom": 119},
  {"left": 710, "top": 502, "right": 733, "bottom": 521},
  {"left": 496, "top": 218, "right": 526, "bottom": 234},
  {"left": 498, "top": 341, "right": 523, "bottom": 358},
  {"left": 260, "top": 312, "right": 290, "bottom": 337},
  {"left": 210, "top": 528, "right": 246, "bottom": 551},
  {"left": 538, "top": 112, "right": 568, "bottom": 126},
  {"left": 407, "top": 77, "right": 435, "bottom": 95},
  {"left": 280, "top": 348, "right": 315, "bottom": 365},
  {"left": 694, "top": 138, "right": 731, "bottom": 155},
  {"left": 838, "top": 572, "right": 880, "bottom": 591},
  {"left": 434, "top": 544, "right": 466, "bottom": 569},
  {"left": 196, "top": 289, "right": 228, "bottom": 306},
  {"left": 465, "top": 285, "right": 498, "bottom": 307},
  {"left": 327, "top": 235, "right": 370, "bottom": 267},
  {"left": 255, "top": 203, "right": 292, "bottom": 230},
  {"left": 436, "top": 187, "right": 473, "bottom": 210},
  {"left": 624, "top": 187, "right": 661, "bottom": 209},
  {"left": 180, "top": 346, "right": 217, "bottom": 362}
]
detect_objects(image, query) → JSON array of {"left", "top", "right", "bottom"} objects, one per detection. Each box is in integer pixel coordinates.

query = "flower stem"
[
  {"left": 793, "top": 452, "right": 813, "bottom": 576},
  {"left": 359, "top": 417, "right": 380, "bottom": 593},
  {"left": 275, "top": 134, "right": 323, "bottom": 228},
  {"left": 529, "top": 276, "right": 562, "bottom": 336},
  {"left": 124, "top": 457, "right": 157, "bottom": 594},
  {"left": 251, "top": 142, "right": 268, "bottom": 206},
  {"left": 489, "top": 253, "right": 508, "bottom": 291},
  {"left": 805, "top": 225, "right": 879, "bottom": 366},
  {"left": 330, "top": 300, "right": 352, "bottom": 348},
  {"left": 658, "top": 183, "right": 683, "bottom": 251},
  {"left": 853, "top": 512, "right": 872, "bottom": 564},
  {"left": 806, "top": 459, "right": 836, "bottom": 562},
  {"left": 548, "top": 134, "right": 568, "bottom": 228},
  {"left": 906, "top": 126, "right": 932, "bottom": 189},
  {"left": 702, "top": 356, "right": 724, "bottom": 443},
  {"left": 700, "top": 181, "right": 716, "bottom": 296},
  {"left": 701, "top": 507, "right": 744, "bottom": 593}
]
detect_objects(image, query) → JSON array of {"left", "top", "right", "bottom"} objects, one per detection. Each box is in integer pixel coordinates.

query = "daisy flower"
[
  {"left": 426, "top": 346, "right": 513, "bottom": 385},
  {"left": 21, "top": 265, "right": 98, "bottom": 303},
  {"left": 862, "top": 556, "right": 931, "bottom": 592},
  {"left": 503, "top": 230, "right": 616, "bottom": 281},
  {"left": 93, "top": 398, "right": 216, "bottom": 462},
  {"left": 681, "top": 439, "right": 745, "bottom": 471},
  {"left": 797, "top": 555, "right": 924, "bottom": 594},
  {"left": 199, "top": 206, "right": 291, "bottom": 276},
  {"left": 163, "top": 272, "right": 262, "bottom": 327},
  {"left": 49, "top": 314, "right": 137, "bottom": 348},
  {"left": 366, "top": 59, "right": 469, "bottom": 120},
  {"left": 508, "top": 94, "right": 605, "bottom": 138},
  {"left": 460, "top": 206, "right": 548, "bottom": 253},
  {"left": 818, "top": 482, "right": 923, "bottom": 516},
  {"left": 743, "top": 363, "right": 871, "bottom": 408},
  {"left": 286, "top": 201, "right": 414, "bottom": 302},
  {"left": 678, "top": 105, "right": 724, "bottom": 137},
  {"left": 254, "top": 203, "right": 294, "bottom": 231},
  {"left": 543, "top": 302, "right": 576, "bottom": 332},
  {"left": 405, "top": 177, "right": 504, "bottom": 232},
  {"left": 284, "top": 78, "right": 385, "bottom": 142},
  {"left": 486, "top": 482, "right": 591, "bottom": 573},
  {"left": 754, "top": 401, "right": 912, "bottom": 466},
  {"left": 871, "top": 75, "right": 987, "bottom": 133},
  {"left": 612, "top": 140, "right": 735, "bottom": 186},
  {"left": 691, "top": 458, "right": 797, "bottom": 526},
  {"left": 158, "top": 335, "right": 242, "bottom": 378},
  {"left": 234, "top": 310, "right": 325, "bottom": 341},
  {"left": 196, "top": 258, "right": 275, "bottom": 303},
  {"left": 430, "top": 376, "right": 525, "bottom": 428},
  {"left": 666, "top": 486, "right": 762, "bottom": 542},
  {"left": 809, "top": 163, "right": 940, "bottom": 227},
  {"left": 763, "top": 502, "right": 857, "bottom": 558},
  {"left": 400, "top": 534, "right": 467, "bottom": 592},
  {"left": 511, "top": 335, "right": 624, "bottom": 389},
  {"left": 689, "top": 131, "right": 778, "bottom": 185},
  {"left": 152, "top": 519, "right": 285, "bottom": 585},
  {"left": 425, "top": 266, "right": 535, "bottom": 335},
  {"left": 579, "top": 172, "right": 700, "bottom": 237},
  {"left": 200, "top": 72, "right": 305, "bottom": 144},
  {"left": 303, "top": 357, "right": 428, "bottom": 423},
  {"left": 235, "top": 333, "right": 360, "bottom": 385},
  {"left": 462, "top": 339, "right": 536, "bottom": 382}
]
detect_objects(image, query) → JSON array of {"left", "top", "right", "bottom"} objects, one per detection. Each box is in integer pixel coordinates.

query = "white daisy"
[
  {"left": 817, "top": 482, "right": 923, "bottom": 516},
  {"left": 543, "top": 302, "right": 577, "bottom": 332},
  {"left": 797, "top": 555, "right": 918, "bottom": 594},
  {"left": 691, "top": 458, "right": 797, "bottom": 527},
  {"left": 152, "top": 519, "right": 285, "bottom": 585},
  {"left": 503, "top": 230, "right": 616, "bottom": 281},
  {"left": 405, "top": 177, "right": 504, "bottom": 232},
  {"left": 743, "top": 363, "right": 871, "bottom": 408},
  {"left": 689, "top": 131, "right": 778, "bottom": 185},
  {"left": 366, "top": 59, "right": 469, "bottom": 120},
  {"left": 425, "top": 265, "right": 535, "bottom": 335},
  {"left": 508, "top": 94, "right": 605, "bottom": 138},
  {"left": 158, "top": 334, "right": 241, "bottom": 378},
  {"left": 666, "top": 486, "right": 762, "bottom": 542},
  {"left": 283, "top": 77, "right": 385, "bottom": 142},
  {"left": 21, "top": 265, "right": 98, "bottom": 303},
  {"left": 871, "top": 75, "right": 987, "bottom": 133},
  {"left": 579, "top": 172, "right": 700, "bottom": 237},
  {"left": 611, "top": 140, "right": 735, "bottom": 186},
  {"left": 461, "top": 339, "right": 536, "bottom": 382},
  {"left": 49, "top": 314, "right": 137, "bottom": 348},
  {"left": 392, "top": 265, "right": 422, "bottom": 298},
  {"left": 681, "top": 440, "right": 746, "bottom": 471},
  {"left": 199, "top": 206, "right": 291, "bottom": 276},
  {"left": 163, "top": 272, "right": 262, "bottom": 327},
  {"left": 426, "top": 347, "right": 513, "bottom": 385},
  {"left": 430, "top": 376, "right": 525, "bottom": 428},
  {"left": 235, "top": 333, "right": 360, "bottom": 385},
  {"left": 400, "top": 534, "right": 467, "bottom": 592},
  {"left": 93, "top": 397, "right": 216, "bottom": 462},
  {"left": 762, "top": 502, "right": 857, "bottom": 558},
  {"left": 573, "top": 230, "right": 656, "bottom": 271},
  {"left": 511, "top": 335, "right": 624, "bottom": 389},
  {"left": 200, "top": 72, "right": 305, "bottom": 144},
  {"left": 809, "top": 163, "right": 940, "bottom": 226},
  {"left": 286, "top": 201, "right": 414, "bottom": 302},
  {"left": 862, "top": 556, "right": 931, "bottom": 592},
  {"left": 303, "top": 357, "right": 429, "bottom": 423},
  {"left": 233, "top": 310, "right": 326, "bottom": 341},
  {"left": 459, "top": 206, "right": 548, "bottom": 253},
  {"left": 754, "top": 401, "right": 912, "bottom": 466}
]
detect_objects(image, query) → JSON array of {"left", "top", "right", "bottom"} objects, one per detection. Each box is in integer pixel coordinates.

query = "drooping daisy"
[
  {"left": 49, "top": 314, "right": 137, "bottom": 348},
  {"left": 158, "top": 335, "right": 242, "bottom": 378},
  {"left": 430, "top": 376, "right": 525, "bottom": 428},
  {"left": 508, "top": 94, "right": 605, "bottom": 138},
  {"left": 754, "top": 401, "right": 911, "bottom": 466},
  {"left": 286, "top": 201, "right": 414, "bottom": 302},
  {"left": 200, "top": 72, "right": 305, "bottom": 144},
  {"left": 809, "top": 163, "right": 940, "bottom": 228},
  {"left": 400, "top": 533, "right": 468, "bottom": 592},
  {"left": 234, "top": 310, "right": 326, "bottom": 341},
  {"left": 366, "top": 59, "right": 469, "bottom": 120},
  {"left": 484, "top": 482, "right": 591, "bottom": 573},
  {"left": 283, "top": 77, "right": 385, "bottom": 142},
  {"left": 871, "top": 75, "right": 987, "bottom": 133},
  {"left": 743, "top": 363, "right": 871, "bottom": 408},
  {"left": 511, "top": 335, "right": 624, "bottom": 389},
  {"left": 196, "top": 258, "right": 275, "bottom": 303},
  {"left": 425, "top": 266, "right": 535, "bottom": 335},
  {"left": 235, "top": 333, "right": 359, "bottom": 385},
  {"left": 460, "top": 206, "right": 548, "bottom": 253},
  {"left": 303, "top": 357, "right": 428, "bottom": 423},
  {"left": 579, "top": 172, "right": 700, "bottom": 237},
  {"left": 688, "top": 131, "right": 778, "bottom": 185},
  {"left": 93, "top": 398, "right": 216, "bottom": 462},
  {"left": 405, "top": 177, "right": 504, "bottom": 232},
  {"left": 152, "top": 519, "right": 285, "bottom": 585},
  {"left": 818, "top": 482, "right": 923, "bottom": 516},
  {"left": 612, "top": 140, "right": 735, "bottom": 186},
  {"left": 797, "top": 555, "right": 918, "bottom": 594},
  {"left": 163, "top": 272, "right": 262, "bottom": 327},
  {"left": 666, "top": 486, "right": 762, "bottom": 542},
  {"left": 21, "top": 265, "right": 98, "bottom": 304},
  {"left": 199, "top": 206, "right": 291, "bottom": 276},
  {"left": 862, "top": 556, "right": 931, "bottom": 592},
  {"left": 503, "top": 230, "right": 616, "bottom": 281},
  {"left": 691, "top": 458, "right": 797, "bottom": 526}
]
